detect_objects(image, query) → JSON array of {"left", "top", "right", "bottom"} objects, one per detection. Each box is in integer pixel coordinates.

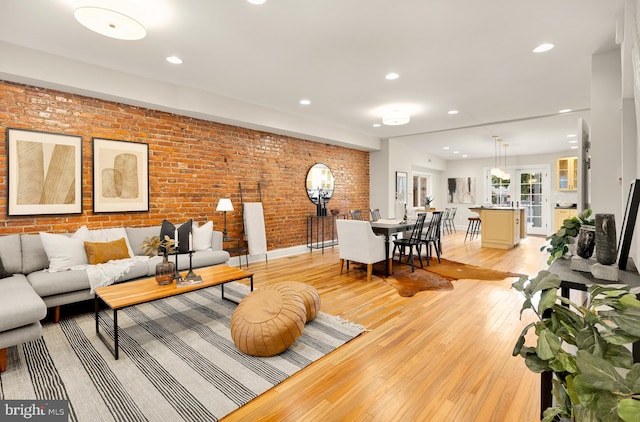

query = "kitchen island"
[{"left": 468, "top": 207, "right": 527, "bottom": 249}]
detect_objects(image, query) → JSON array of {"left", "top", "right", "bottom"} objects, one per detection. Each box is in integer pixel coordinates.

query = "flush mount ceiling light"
[
  {"left": 382, "top": 110, "right": 410, "bottom": 126},
  {"left": 533, "top": 43, "right": 554, "bottom": 53},
  {"left": 74, "top": 7, "right": 146, "bottom": 40}
]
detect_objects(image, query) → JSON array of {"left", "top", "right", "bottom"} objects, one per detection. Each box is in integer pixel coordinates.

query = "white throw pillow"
[
  {"left": 39, "top": 231, "right": 88, "bottom": 272},
  {"left": 88, "top": 227, "right": 135, "bottom": 257},
  {"left": 192, "top": 221, "right": 213, "bottom": 251}
]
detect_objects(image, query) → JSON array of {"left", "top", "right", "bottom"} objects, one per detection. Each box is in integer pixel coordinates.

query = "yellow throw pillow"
[{"left": 84, "top": 237, "right": 131, "bottom": 265}]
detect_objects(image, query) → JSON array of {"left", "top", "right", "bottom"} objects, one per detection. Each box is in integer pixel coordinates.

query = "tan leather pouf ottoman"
[
  {"left": 274, "top": 281, "right": 321, "bottom": 322},
  {"left": 230, "top": 284, "right": 306, "bottom": 357}
]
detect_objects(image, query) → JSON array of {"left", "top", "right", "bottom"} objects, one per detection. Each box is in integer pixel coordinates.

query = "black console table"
[
  {"left": 306, "top": 215, "right": 338, "bottom": 253},
  {"left": 540, "top": 258, "right": 640, "bottom": 417}
]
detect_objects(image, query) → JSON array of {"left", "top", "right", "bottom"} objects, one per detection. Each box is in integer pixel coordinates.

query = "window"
[
  {"left": 490, "top": 175, "right": 511, "bottom": 206},
  {"left": 412, "top": 173, "right": 432, "bottom": 208}
]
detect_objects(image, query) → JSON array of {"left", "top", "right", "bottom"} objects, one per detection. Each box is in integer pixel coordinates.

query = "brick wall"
[{"left": 0, "top": 81, "right": 370, "bottom": 251}]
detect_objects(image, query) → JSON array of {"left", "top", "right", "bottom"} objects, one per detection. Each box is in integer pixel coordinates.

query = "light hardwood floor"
[{"left": 221, "top": 231, "right": 550, "bottom": 422}]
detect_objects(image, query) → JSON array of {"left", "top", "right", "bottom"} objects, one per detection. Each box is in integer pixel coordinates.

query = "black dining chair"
[
  {"left": 350, "top": 210, "right": 365, "bottom": 220},
  {"left": 392, "top": 213, "right": 427, "bottom": 272},
  {"left": 422, "top": 211, "right": 443, "bottom": 265}
]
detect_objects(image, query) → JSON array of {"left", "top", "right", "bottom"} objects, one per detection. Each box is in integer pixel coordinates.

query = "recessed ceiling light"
[
  {"left": 74, "top": 7, "right": 146, "bottom": 40},
  {"left": 570, "top": 146, "right": 578, "bottom": 149},
  {"left": 567, "top": 134, "right": 577, "bottom": 138},
  {"left": 247, "top": 0, "right": 267, "bottom": 4},
  {"left": 533, "top": 43, "right": 554, "bottom": 53},
  {"left": 447, "top": 110, "right": 459, "bottom": 115},
  {"left": 166, "top": 56, "right": 183, "bottom": 64},
  {"left": 299, "top": 99, "right": 311, "bottom": 105},
  {"left": 373, "top": 123, "right": 381, "bottom": 128},
  {"left": 443, "top": 146, "right": 450, "bottom": 150},
  {"left": 385, "top": 72, "right": 399, "bottom": 80},
  {"left": 453, "top": 151, "right": 460, "bottom": 154},
  {"left": 558, "top": 108, "right": 572, "bottom": 113},
  {"left": 462, "top": 154, "right": 468, "bottom": 158},
  {"left": 569, "top": 140, "right": 578, "bottom": 144}
]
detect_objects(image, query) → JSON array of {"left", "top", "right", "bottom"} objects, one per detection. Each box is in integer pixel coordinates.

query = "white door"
[{"left": 516, "top": 169, "right": 548, "bottom": 235}]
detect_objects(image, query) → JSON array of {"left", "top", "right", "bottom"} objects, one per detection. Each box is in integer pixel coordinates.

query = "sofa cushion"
[
  {"left": 84, "top": 238, "right": 131, "bottom": 265},
  {"left": 126, "top": 226, "right": 162, "bottom": 256},
  {"left": 160, "top": 219, "right": 193, "bottom": 254},
  {"left": 86, "top": 227, "right": 135, "bottom": 258},
  {"left": 40, "top": 232, "right": 88, "bottom": 271},
  {"left": 0, "top": 274, "right": 47, "bottom": 332},
  {"left": 192, "top": 221, "right": 213, "bottom": 250},
  {"left": 0, "top": 256, "right": 12, "bottom": 279},
  {"left": 27, "top": 269, "right": 90, "bottom": 297},
  {"left": 21, "top": 234, "right": 50, "bottom": 274},
  {"left": 0, "top": 234, "right": 22, "bottom": 274}
]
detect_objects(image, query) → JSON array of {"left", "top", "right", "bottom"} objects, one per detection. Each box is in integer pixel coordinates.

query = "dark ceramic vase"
[
  {"left": 595, "top": 214, "right": 617, "bottom": 265},
  {"left": 576, "top": 225, "right": 595, "bottom": 259}
]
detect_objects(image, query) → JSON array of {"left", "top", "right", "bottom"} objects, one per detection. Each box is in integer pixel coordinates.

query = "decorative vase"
[
  {"left": 155, "top": 254, "right": 175, "bottom": 285},
  {"left": 576, "top": 225, "right": 595, "bottom": 259},
  {"left": 595, "top": 213, "right": 617, "bottom": 265}
]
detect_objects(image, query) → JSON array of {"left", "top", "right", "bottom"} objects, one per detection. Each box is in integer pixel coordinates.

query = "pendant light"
[{"left": 502, "top": 143, "right": 511, "bottom": 180}]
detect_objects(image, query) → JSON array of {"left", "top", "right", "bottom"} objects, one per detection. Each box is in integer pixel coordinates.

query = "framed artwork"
[
  {"left": 447, "top": 177, "right": 476, "bottom": 204},
  {"left": 395, "top": 171, "right": 407, "bottom": 203},
  {"left": 7, "top": 128, "right": 82, "bottom": 216},
  {"left": 93, "top": 138, "right": 149, "bottom": 212},
  {"left": 617, "top": 179, "right": 640, "bottom": 270}
]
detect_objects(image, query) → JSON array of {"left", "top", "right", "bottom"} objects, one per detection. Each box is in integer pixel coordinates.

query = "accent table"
[
  {"left": 94, "top": 265, "right": 254, "bottom": 360},
  {"left": 370, "top": 220, "right": 416, "bottom": 277}
]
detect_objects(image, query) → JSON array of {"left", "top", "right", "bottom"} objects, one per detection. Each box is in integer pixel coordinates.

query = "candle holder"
[{"left": 177, "top": 250, "right": 202, "bottom": 286}]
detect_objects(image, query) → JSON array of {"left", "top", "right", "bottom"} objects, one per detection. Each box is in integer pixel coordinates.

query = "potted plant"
[
  {"left": 424, "top": 195, "right": 434, "bottom": 211},
  {"left": 141, "top": 235, "right": 177, "bottom": 285},
  {"left": 512, "top": 270, "right": 640, "bottom": 421},
  {"left": 541, "top": 209, "right": 594, "bottom": 265}
]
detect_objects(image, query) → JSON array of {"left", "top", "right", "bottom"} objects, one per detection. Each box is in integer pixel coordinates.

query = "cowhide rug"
[{"left": 372, "top": 257, "right": 524, "bottom": 297}]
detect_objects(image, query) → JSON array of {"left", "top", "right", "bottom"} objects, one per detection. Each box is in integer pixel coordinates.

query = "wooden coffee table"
[{"left": 94, "top": 265, "right": 253, "bottom": 359}]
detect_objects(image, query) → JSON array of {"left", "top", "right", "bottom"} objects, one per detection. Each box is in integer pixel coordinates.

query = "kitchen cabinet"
[
  {"left": 468, "top": 207, "right": 526, "bottom": 249},
  {"left": 557, "top": 157, "right": 578, "bottom": 191},
  {"left": 554, "top": 208, "right": 577, "bottom": 231}
]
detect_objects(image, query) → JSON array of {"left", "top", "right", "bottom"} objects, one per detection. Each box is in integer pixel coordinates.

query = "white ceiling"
[{"left": 0, "top": 0, "right": 624, "bottom": 160}]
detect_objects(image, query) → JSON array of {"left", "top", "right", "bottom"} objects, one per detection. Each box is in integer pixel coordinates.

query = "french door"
[{"left": 516, "top": 168, "right": 547, "bottom": 235}]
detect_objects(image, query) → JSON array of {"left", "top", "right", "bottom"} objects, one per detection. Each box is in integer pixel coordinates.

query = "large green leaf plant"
[
  {"left": 512, "top": 270, "right": 640, "bottom": 421},
  {"left": 541, "top": 209, "right": 595, "bottom": 265}
]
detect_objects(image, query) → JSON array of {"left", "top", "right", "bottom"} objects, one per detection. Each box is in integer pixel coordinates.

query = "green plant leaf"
[
  {"left": 539, "top": 288, "right": 558, "bottom": 313},
  {"left": 592, "top": 392, "right": 624, "bottom": 422},
  {"left": 601, "top": 328, "right": 640, "bottom": 346},
  {"left": 627, "top": 363, "right": 640, "bottom": 392},
  {"left": 524, "top": 353, "right": 551, "bottom": 373},
  {"left": 537, "top": 329, "right": 561, "bottom": 360},
  {"left": 576, "top": 350, "right": 630, "bottom": 393},
  {"left": 603, "top": 344, "right": 634, "bottom": 370},
  {"left": 610, "top": 308, "right": 640, "bottom": 337},
  {"left": 619, "top": 293, "right": 640, "bottom": 309},
  {"left": 618, "top": 399, "right": 640, "bottom": 422}
]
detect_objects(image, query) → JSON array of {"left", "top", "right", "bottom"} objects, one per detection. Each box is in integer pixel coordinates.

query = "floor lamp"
[{"left": 216, "top": 198, "right": 233, "bottom": 242}]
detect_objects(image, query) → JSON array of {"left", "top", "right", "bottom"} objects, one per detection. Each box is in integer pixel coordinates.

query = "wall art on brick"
[
  {"left": 6, "top": 128, "right": 83, "bottom": 216},
  {"left": 92, "top": 138, "right": 149, "bottom": 212}
]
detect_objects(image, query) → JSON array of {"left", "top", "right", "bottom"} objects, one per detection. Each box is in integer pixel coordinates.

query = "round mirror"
[{"left": 306, "top": 163, "right": 335, "bottom": 205}]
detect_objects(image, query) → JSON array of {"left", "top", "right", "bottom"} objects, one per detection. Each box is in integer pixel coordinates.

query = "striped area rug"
[{"left": 0, "top": 282, "right": 365, "bottom": 422}]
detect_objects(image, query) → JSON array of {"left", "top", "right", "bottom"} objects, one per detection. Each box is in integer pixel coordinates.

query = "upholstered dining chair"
[
  {"left": 370, "top": 209, "right": 381, "bottom": 222},
  {"left": 336, "top": 219, "right": 391, "bottom": 281},
  {"left": 392, "top": 213, "right": 427, "bottom": 272},
  {"left": 349, "top": 209, "right": 365, "bottom": 220},
  {"left": 421, "top": 211, "right": 443, "bottom": 265}
]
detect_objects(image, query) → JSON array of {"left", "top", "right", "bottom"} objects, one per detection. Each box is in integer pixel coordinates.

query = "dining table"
[{"left": 370, "top": 219, "right": 417, "bottom": 276}]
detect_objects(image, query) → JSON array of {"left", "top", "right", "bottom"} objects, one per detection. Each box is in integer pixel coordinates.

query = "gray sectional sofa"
[{"left": 0, "top": 225, "right": 230, "bottom": 372}]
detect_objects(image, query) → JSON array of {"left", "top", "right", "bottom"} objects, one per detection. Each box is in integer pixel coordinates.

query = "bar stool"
[{"left": 465, "top": 217, "right": 481, "bottom": 242}]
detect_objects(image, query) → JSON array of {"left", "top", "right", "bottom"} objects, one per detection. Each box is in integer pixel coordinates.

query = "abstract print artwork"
[
  {"left": 7, "top": 128, "right": 82, "bottom": 215},
  {"left": 447, "top": 177, "right": 476, "bottom": 204},
  {"left": 93, "top": 138, "right": 149, "bottom": 212}
]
